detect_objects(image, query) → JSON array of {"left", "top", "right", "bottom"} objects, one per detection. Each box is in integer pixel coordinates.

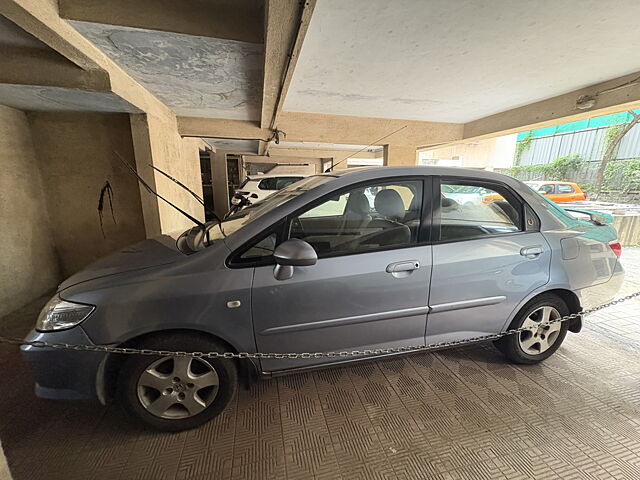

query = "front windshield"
[
  {"left": 207, "top": 175, "right": 334, "bottom": 242},
  {"left": 525, "top": 182, "right": 542, "bottom": 191}
]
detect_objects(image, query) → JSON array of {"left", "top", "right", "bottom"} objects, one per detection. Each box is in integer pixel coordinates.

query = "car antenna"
[
  {"left": 148, "top": 164, "right": 224, "bottom": 225},
  {"left": 114, "top": 151, "right": 205, "bottom": 229},
  {"left": 325, "top": 124, "right": 408, "bottom": 172}
]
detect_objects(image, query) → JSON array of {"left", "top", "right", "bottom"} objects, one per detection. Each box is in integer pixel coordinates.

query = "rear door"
[
  {"left": 556, "top": 183, "right": 579, "bottom": 202},
  {"left": 427, "top": 177, "right": 551, "bottom": 343}
]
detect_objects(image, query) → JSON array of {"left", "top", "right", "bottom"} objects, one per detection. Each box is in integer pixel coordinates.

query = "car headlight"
[{"left": 36, "top": 295, "right": 95, "bottom": 332}]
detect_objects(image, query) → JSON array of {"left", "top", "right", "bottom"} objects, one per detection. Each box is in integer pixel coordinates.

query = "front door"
[
  {"left": 428, "top": 177, "right": 551, "bottom": 343},
  {"left": 251, "top": 178, "right": 432, "bottom": 372}
]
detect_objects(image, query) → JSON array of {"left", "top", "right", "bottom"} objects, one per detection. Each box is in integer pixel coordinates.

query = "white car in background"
[
  {"left": 234, "top": 174, "right": 307, "bottom": 204},
  {"left": 442, "top": 184, "right": 491, "bottom": 205}
]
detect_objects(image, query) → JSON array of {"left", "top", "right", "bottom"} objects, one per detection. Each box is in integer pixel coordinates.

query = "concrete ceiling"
[
  {"left": 284, "top": 0, "right": 640, "bottom": 123},
  {"left": 0, "top": 15, "right": 49, "bottom": 50},
  {"left": 71, "top": 21, "right": 263, "bottom": 120},
  {"left": 202, "top": 137, "right": 259, "bottom": 153},
  {"left": 0, "top": 85, "right": 141, "bottom": 112}
]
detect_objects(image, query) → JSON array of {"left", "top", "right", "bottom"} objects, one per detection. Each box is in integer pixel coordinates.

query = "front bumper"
[{"left": 20, "top": 327, "right": 106, "bottom": 401}]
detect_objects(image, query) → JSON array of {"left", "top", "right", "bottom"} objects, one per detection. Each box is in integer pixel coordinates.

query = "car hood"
[{"left": 59, "top": 235, "right": 185, "bottom": 290}]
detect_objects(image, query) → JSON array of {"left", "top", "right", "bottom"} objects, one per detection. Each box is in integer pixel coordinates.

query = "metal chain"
[{"left": 2, "top": 291, "right": 639, "bottom": 360}]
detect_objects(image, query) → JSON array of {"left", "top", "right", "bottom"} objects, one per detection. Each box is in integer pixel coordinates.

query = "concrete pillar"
[
  {"left": 130, "top": 114, "right": 162, "bottom": 237},
  {"left": 0, "top": 439, "right": 12, "bottom": 480},
  {"left": 211, "top": 150, "right": 230, "bottom": 219},
  {"left": 384, "top": 144, "right": 418, "bottom": 166},
  {"left": 130, "top": 113, "right": 204, "bottom": 236},
  {"left": 332, "top": 156, "right": 349, "bottom": 170}
]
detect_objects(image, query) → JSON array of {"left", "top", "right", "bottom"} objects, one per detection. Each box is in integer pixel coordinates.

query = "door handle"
[
  {"left": 386, "top": 261, "right": 420, "bottom": 273},
  {"left": 520, "top": 246, "right": 543, "bottom": 258}
]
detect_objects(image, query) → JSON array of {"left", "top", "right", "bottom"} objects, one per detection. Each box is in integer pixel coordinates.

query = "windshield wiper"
[
  {"left": 114, "top": 151, "right": 206, "bottom": 230},
  {"left": 149, "top": 164, "right": 226, "bottom": 240}
]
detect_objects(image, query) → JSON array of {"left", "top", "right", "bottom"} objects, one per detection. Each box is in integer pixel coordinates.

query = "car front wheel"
[
  {"left": 117, "top": 334, "right": 238, "bottom": 431},
  {"left": 494, "top": 294, "right": 569, "bottom": 364}
]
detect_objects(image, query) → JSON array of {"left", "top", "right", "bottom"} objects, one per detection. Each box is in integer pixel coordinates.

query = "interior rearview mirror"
[{"left": 273, "top": 239, "right": 317, "bottom": 280}]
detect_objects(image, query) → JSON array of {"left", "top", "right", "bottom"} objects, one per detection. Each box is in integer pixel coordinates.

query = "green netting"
[{"left": 516, "top": 109, "right": 640, "bottom": 141}]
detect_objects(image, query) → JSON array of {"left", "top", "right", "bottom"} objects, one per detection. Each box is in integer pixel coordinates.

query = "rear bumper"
[{"left": 20, "top": 327, "right": 105, "bottom": 401}]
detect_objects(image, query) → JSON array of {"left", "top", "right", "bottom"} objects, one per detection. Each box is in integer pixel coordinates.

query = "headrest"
[
  {"left": 374, "top": 189, "right": 405, "bottom": 219},
  {"left": 346, "top": 192, "right": 371, "bottom": 215}
]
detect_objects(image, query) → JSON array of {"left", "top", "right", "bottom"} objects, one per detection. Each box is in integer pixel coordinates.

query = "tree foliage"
[
  {"left": 505, "top": 154, "right": 583, "bottom": 181},
  {"left": 604, "top": 158, "right": 640, "bottom": 192},
  {"left": 513, "top": 132, "right": 533, "bottom": 166}
]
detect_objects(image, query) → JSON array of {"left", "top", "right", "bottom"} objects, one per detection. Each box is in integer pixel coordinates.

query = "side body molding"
[{"left": 429, "top": 296, "right": 507, "bottom": 314}]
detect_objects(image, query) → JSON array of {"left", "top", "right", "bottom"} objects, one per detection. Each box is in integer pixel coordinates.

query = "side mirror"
[
  {"left": 539, "top": 191, "right": 548, "bottom": 195},
  {"left": 273, "top": 239, "right": 317, "bottom": 280},
  {"left": 250, "top": 193, "right": 258, "bottom": 199}
]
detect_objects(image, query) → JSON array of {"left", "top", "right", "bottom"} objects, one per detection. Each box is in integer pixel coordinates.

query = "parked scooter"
[{"left": 225, "top": 191, "right": 257, "bottom": 218}]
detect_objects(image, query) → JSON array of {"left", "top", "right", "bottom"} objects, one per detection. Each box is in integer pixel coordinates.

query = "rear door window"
[
  {"left": 437, "top": 179, "right": 523, "bottom": 242},
  {"left": 557, "top": 184, "right": 574, "bottom": 194},
  {"left": 275, "top": 177, "right": 303, "bottom": 189},
  {"left": 257, "top": 178, "right": 278, "bottom": 190}
]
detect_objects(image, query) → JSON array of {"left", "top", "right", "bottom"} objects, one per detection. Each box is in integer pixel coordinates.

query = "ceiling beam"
[
  {"left": 260, "top": 0, "right": 302, "bottom": 129},
  {"left": 0, "top": 0, "right": 104, "bottom": 71},
  {"left": 178, "top": 117, "right": 269, "bottom": 140},
  {"left": 462, "top": 71, "right": 640, "bottom": 142},
  {"left": 260, "top": 0, "right": 316, "bottom": 156},
  {"left": 1, "top": 0, "right": 176, "bottom": 117},
  {"left": 178, "top": 112, "right": 464, "bottom": 147},
  {"left": 0, "top": 46, "right": 110, "bottom": 90},
  {"left": 277, "top": 112, "right": 463, "bottom": 147},
  {"left": 269, "top": 146, "right": 383, "bottom": 160},
  {"left": 58, "top": 0, "right": 264, "bottom": 44}
]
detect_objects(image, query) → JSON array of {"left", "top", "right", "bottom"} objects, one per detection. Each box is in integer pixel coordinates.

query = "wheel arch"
[
  {"left": 544, "top": 288, "right": 582, "bottom": 333},
  {"left": 98, "top": 328, "right": 259, "bottom": 404},
  {"left": 502, "top": 287, "right": 582, "bottom": 335}
]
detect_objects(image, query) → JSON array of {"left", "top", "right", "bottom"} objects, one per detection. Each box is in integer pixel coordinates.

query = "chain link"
[{"left": 2, "top": 291, "right": 639, "bottom": 360}]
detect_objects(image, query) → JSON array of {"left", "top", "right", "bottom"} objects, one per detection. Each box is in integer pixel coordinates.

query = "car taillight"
[
  {"left": 609, "top": 242, "right": 622, "bottom": 258},
  {"left": 582, "top": 192, "right": 587, "bottom": 200}
]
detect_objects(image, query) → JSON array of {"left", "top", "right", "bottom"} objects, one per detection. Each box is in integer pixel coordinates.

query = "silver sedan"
[{"left": 23, "top": 167, "right": 624, "bottom": 430}]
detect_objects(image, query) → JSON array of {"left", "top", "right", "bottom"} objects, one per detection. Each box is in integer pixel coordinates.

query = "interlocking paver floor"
[{"left": 1, "top": 248, "right": 639, "bottom": 479}]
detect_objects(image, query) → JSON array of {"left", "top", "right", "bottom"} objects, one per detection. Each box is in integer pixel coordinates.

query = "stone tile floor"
[{"left": 1, "top": 248, "right": 639, "bottom": 479}]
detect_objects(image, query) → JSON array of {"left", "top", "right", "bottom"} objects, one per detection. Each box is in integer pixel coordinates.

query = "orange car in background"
[{"left": 484, "top": 181, "right": 586, "bottom": 203}]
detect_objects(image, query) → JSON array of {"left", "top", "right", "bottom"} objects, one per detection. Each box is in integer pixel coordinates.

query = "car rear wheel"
[
  {"left": 494, "top": 294, "right": 569, "bottom": 364},
  {"left": 117, "top": 334, "right": 238, "bottom": 431}
]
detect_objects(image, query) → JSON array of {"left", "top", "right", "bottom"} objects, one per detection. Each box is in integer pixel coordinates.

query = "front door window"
[{"left": 289, "top": 180, "right": 423, "bottom": 257}]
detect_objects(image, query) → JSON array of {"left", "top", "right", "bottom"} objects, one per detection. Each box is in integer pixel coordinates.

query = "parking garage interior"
[{"left": 1, "top": 1, "right": 640, "bottom": 479}]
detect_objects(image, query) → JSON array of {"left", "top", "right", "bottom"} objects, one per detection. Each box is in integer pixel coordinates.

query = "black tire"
[
  {"left": 494, "top": 294, "right": 569, "bottom": 364},
  {"left": 117, "top": 333, "right": 238, "bottom": 432}
]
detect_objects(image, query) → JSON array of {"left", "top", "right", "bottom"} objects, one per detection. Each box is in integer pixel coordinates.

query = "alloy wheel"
[
  {"left": 518, "top": 306, "right": 562, "bottom": 355},
  {"left": 137, "top": 356, "right": 219, "bottom": 419}
]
